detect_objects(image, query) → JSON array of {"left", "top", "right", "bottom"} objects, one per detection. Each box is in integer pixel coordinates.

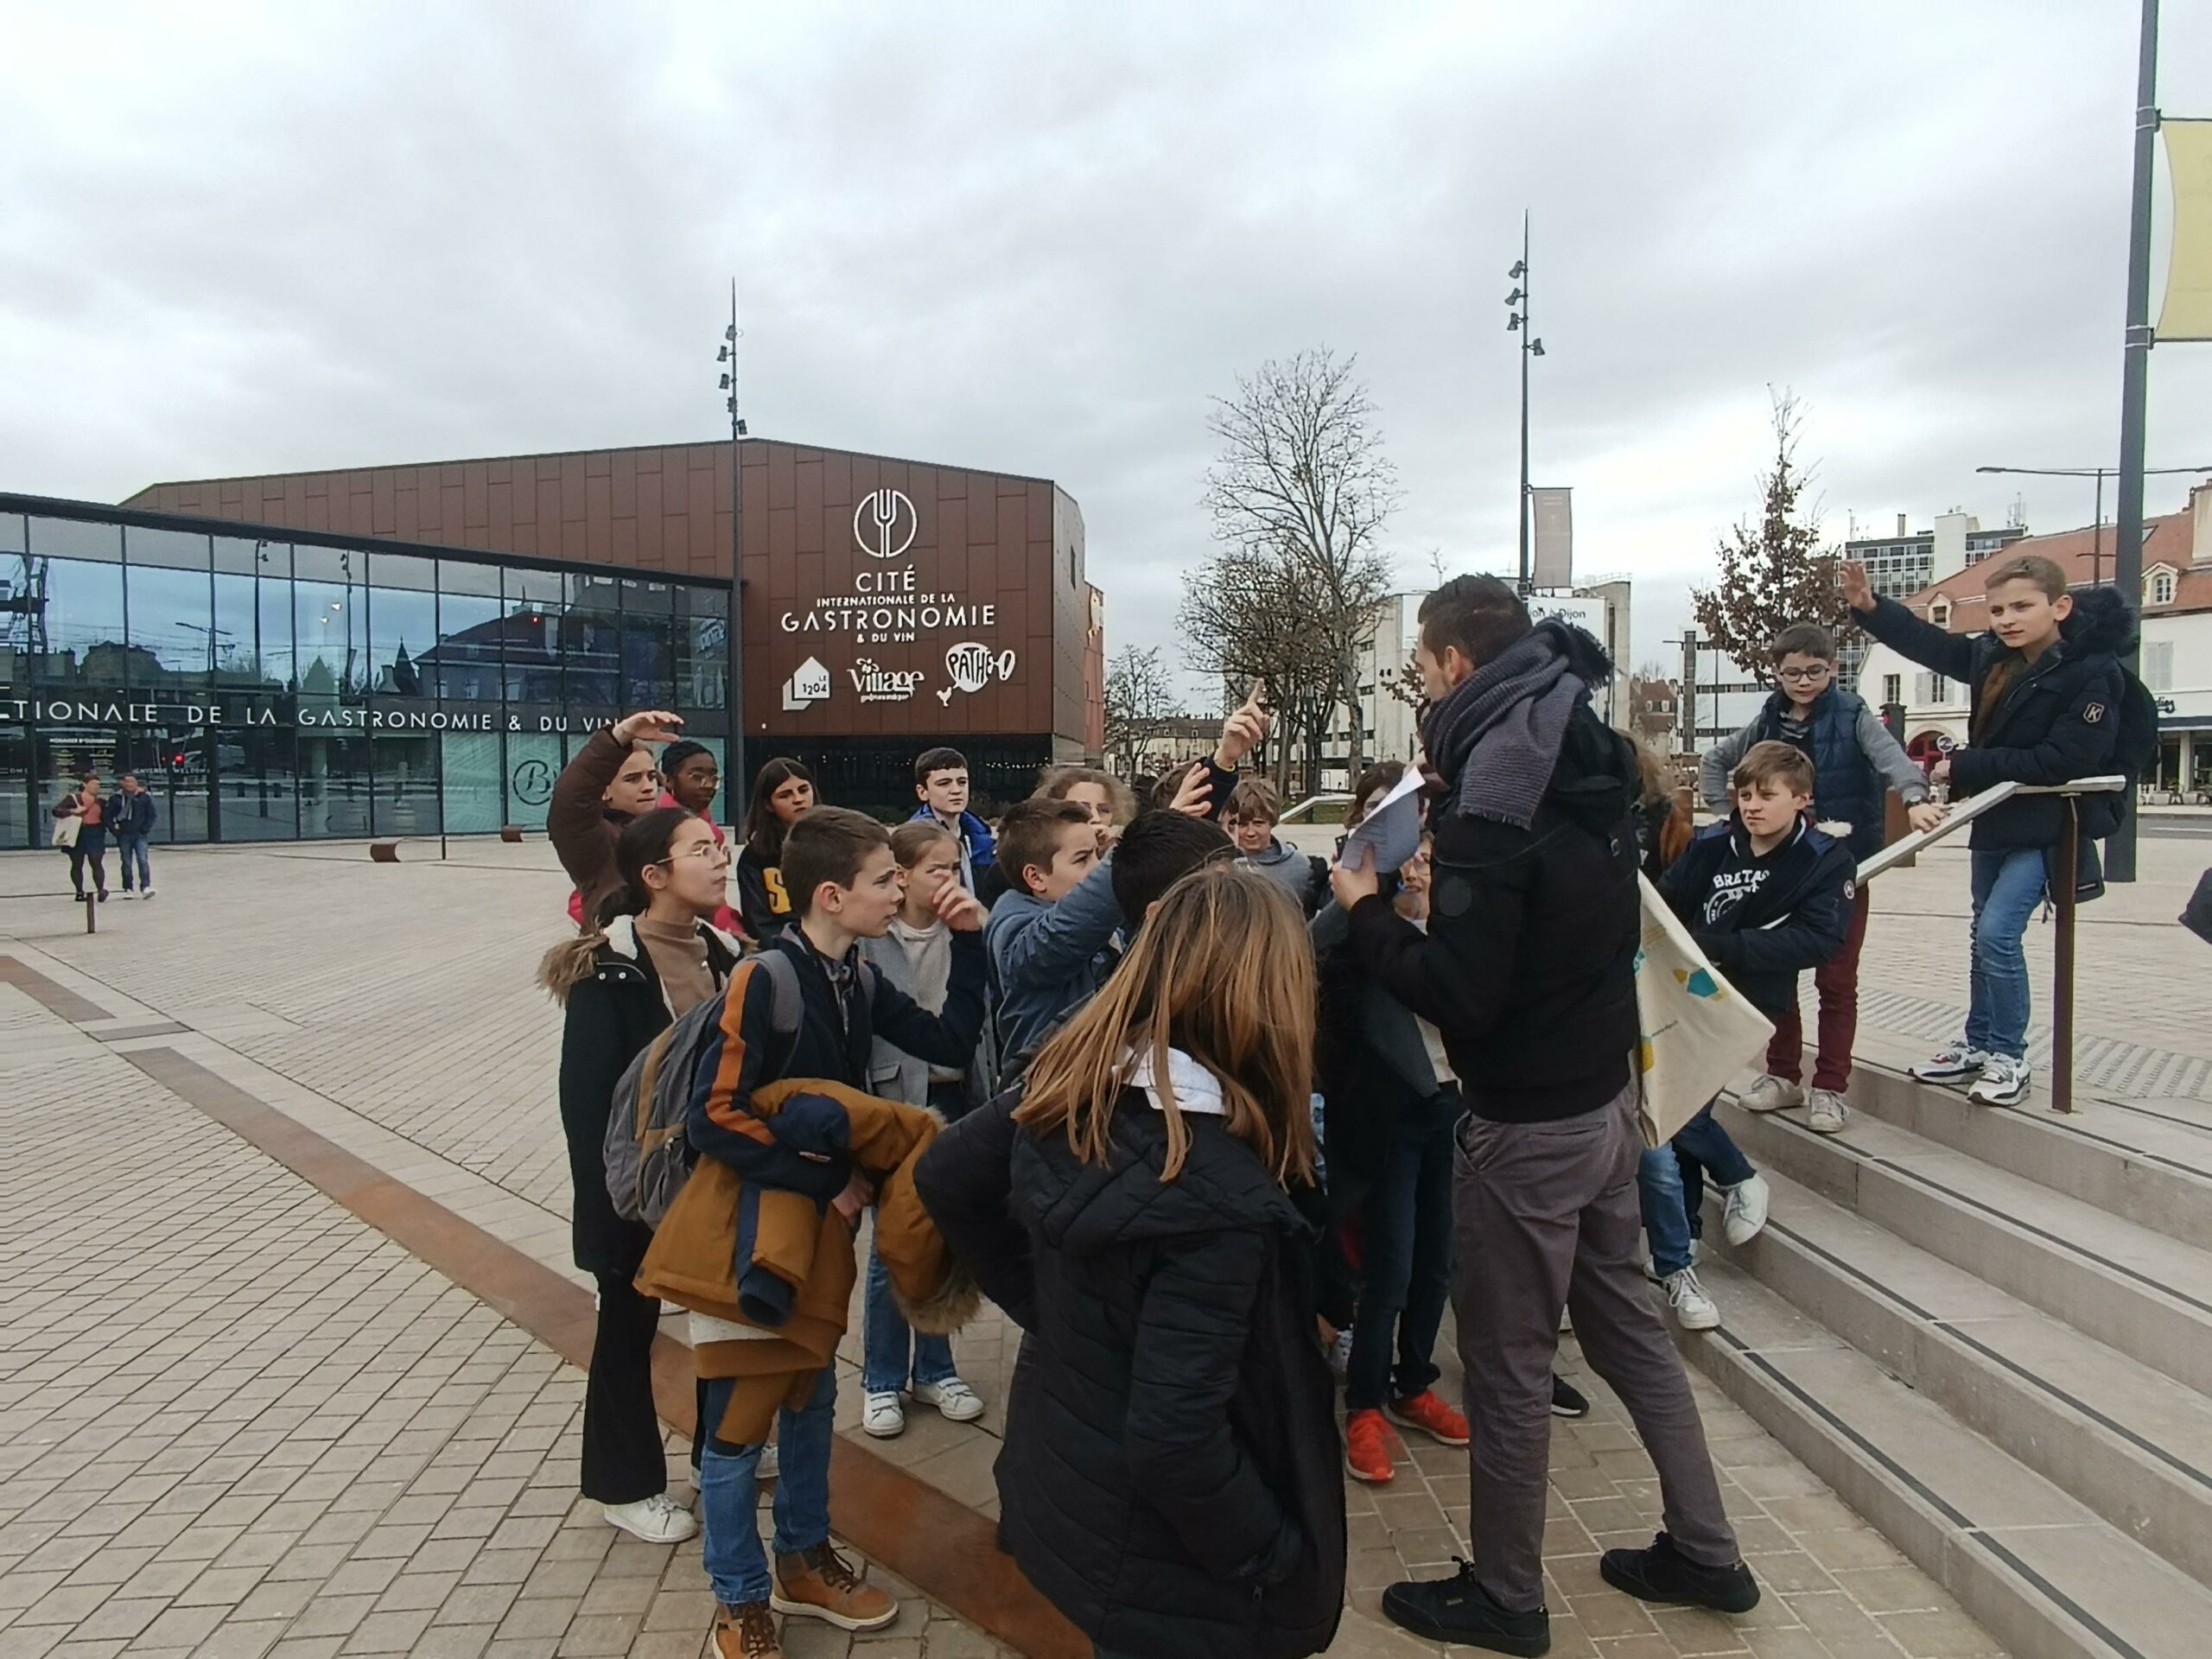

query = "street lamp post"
[
  {"left": 1505, "top": 213, "right": 1545, "bottom": 594},
  {"left": 716, "top": 280, "right": 750, "bottom": 823}
]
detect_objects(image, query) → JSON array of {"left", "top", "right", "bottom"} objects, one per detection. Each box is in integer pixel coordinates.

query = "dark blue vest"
[{"left": 1752, "top": 686, "right": 1885, "bottom": 860}]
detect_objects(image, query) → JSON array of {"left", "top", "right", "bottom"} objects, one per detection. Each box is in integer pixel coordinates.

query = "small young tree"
[
  {"left": 1690, "top": 390, "right": 1853, "bottom": 670},
  {"left": 1103, "top": 645, "right": 1183, "bottom": 778}
]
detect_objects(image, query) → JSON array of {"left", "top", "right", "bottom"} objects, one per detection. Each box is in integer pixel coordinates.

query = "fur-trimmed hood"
[
  {"left": 537, "top": 912, "right": 747, "bottom": 1004},
  {"left": 2059, "top": 582, "right": 2139, "bottom": 658}
]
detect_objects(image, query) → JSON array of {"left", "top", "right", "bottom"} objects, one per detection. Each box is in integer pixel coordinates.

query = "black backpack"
[
  {"left": 2079, "top": 667, "right": 2160, "bottom": 839},
  {"left": 602, "top": 946, "right": 874, "bottom": 1226}
]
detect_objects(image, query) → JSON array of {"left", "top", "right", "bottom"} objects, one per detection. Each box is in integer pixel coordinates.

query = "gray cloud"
[{"left": 4, "top": 2, "right": 2209, "bottom": 691}]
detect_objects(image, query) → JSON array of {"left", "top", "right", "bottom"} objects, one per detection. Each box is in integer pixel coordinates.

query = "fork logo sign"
[{"left": 853, "top": 489, "right": 918, "bottom": 561}]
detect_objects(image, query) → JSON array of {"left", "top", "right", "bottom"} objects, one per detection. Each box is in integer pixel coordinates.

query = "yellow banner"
[{"left": 2158, "top": 119, "right": 2212, "bottom": 342}]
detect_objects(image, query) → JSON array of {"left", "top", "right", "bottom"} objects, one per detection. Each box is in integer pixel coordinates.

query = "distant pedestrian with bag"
[
  {"left": 54, "top": 772, "right": 111, "bottom": 903},
  {"left": 111, "top": 771, "right": 160, "bottom": 898}
]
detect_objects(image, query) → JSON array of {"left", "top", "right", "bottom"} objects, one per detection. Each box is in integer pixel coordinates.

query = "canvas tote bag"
[{"left": 1631, "top": 874, "right": 1775, "bottom": 1147}]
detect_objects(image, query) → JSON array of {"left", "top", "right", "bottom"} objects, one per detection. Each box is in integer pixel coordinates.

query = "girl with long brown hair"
[{"left": 923, "top": 865, "right": 1346, "bottom": 1659}]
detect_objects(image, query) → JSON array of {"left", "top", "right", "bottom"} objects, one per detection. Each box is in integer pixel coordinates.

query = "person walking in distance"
[
  {"left": 1335, "top": 575, "right": 1756, "bottom": 1656},
  {"left": 734, "top": 758, "right": 816, "bottom": 944},
  {"left": 1698, "top": 623, "right": 1940, "bottom": 1130},
  {"left": 111, "top": 771, "right": 159, "bottom": 898},
  {"left": 539, "top": 806, "right": 744, "bottom": 1545},
  {"left": 54, "top": 772, "right": 111, "bottom": 903}
]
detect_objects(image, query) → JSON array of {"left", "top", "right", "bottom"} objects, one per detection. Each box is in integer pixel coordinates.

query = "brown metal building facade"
[{"left": 127, "top": 437, "right": 1104, "bottom": 809}]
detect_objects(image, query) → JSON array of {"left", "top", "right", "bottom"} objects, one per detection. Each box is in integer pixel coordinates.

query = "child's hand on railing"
[{"left": 1907, "top": 802, "right": 1947, "bottom": 836}]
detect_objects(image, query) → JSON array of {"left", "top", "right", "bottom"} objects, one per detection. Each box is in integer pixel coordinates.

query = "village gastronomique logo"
[{"left": 849, "top": 659, "right": 925, "bottom": 702}]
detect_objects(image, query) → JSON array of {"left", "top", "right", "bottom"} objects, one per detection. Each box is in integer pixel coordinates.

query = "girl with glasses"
[{"left": 541, "top": 805, "right": 743, "bottom": 1549}]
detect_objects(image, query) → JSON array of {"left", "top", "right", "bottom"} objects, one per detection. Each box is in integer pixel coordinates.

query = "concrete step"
[
  {"left": 1715, "top": 1096, "right": 2212, "bottom": 1397},
  {"left": 1815, "top": 1043, "right": 2212, "bottom": 1254},
  {"left": 1704, "top": 1162, "right": 2212, "bottom": 1586},
  {"left": 1676, "top": 1257, "right": 2212, "bottom": 1659}
]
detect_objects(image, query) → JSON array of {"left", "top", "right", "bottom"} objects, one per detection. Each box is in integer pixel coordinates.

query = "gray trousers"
[{"left": 1453, "top": 1077, "right": 1738, "bottom": 1611}]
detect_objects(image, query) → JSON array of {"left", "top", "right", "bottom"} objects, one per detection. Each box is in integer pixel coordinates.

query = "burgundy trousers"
[{"left": 1766, "top": 884, "right": 1872, "bottom": 1093}]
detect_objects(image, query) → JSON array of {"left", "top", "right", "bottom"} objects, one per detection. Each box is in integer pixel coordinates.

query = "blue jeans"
[
  {"left": 1637, "top": 1105, "right": 1755, "bottom": 1274},
  {"left": 699, "top": 1364, "right": 835, "bottom": 1606},
  {"left": 861, "top": 1238, "right": 956, "bottom": 1395},
  {"left": 117, "top": 834, "right": 151, "bottom": 891},
  {"left": 1345, "top": 1120, "right": 1454, "bottom": 1410},
  {"left": 1967, "top": 848, "right": 2046, "bottom": 1061},
  {"left": 1672, "top": 1104, "right": 1756, "bottom": 1243}
]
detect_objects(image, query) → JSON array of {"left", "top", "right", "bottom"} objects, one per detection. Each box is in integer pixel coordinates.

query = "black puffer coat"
[
  {"left": 918, "top": 1090, "right": 1346, "bottom": 1659},
  {"left": 540, "top": 914, "right": 743, "bottom": 1277},
  {"left": 1859, "top": 586, "right": 2134, "bottom": 847}
]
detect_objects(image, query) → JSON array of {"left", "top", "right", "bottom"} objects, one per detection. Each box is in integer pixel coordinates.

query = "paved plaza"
[{"left": 10, "top": 824, "right": 2200, "bottom": 1657}]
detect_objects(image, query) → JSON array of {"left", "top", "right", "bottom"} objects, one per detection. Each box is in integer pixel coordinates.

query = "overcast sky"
[{"left": 5, "top": 2, "right": 2209, "bottom": 694}]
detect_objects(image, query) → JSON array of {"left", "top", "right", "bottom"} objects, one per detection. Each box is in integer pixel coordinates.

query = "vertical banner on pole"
[
  {"left": 1529, "top": 486, "right": 1573, "bottom": 590},
  {"left": 2157, "top": 119, "right": 2212, "bottom": 341}
]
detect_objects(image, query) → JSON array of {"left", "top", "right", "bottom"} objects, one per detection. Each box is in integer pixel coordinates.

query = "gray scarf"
[{"left": 1420, "top": 621, "right": 1587, "bottom": 830}]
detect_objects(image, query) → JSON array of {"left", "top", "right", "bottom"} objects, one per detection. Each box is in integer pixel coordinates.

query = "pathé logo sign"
[{"left": 853, "top": 489, "right": 918, "bottom": 562}]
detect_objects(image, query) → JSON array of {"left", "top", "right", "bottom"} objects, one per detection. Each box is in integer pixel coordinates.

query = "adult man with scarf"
[{"left": 1332, "top": 575, "right": 1756, "bottom": 1656}]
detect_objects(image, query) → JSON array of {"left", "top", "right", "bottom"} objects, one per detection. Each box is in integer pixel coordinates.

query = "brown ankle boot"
[
  {"left": 771, "top": 1540, "right": 898, "bottom": 1631},
  {"left": 710, "top": 1600, "right": 783, "bottom": 1658}
]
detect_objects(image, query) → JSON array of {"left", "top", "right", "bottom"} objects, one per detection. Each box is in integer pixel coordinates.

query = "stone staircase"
[{"left": 1677, "top": 1042, "right": 2212, "bottom": 1659}]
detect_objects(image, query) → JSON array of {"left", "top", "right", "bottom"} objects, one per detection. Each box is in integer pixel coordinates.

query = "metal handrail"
[{"left": 1857, "top": 774, "right": 2125, "bottom": 1115}]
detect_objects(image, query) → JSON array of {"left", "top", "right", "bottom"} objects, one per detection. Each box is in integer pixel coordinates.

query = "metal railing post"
[{"left": 2050, "top": 798, "right": 2080, "bottom": 1115}]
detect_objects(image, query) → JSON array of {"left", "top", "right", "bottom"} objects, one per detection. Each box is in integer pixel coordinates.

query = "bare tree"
[
  {"left": 1202, "top": 348, "right": 1398, "bottom": 778},
  {"left": 1103, "top": 645, "right": 1184, "bottom": 778},
  {"left": 1177, "top": 544, "right": 1335, "bottom": 791},
  {"left": 1690, "top": 390, "right": 1853, "bottom": 670}
]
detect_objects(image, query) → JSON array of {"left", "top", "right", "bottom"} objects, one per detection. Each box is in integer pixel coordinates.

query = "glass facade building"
[{"left": 0, "top": 495, "right": 732, "bottom": 848}]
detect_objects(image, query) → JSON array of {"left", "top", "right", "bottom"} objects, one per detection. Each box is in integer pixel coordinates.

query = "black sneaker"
[
  {"left": 1550, "top": 1375, "right": 1590, "bottom": 1419},
  {"left": 1599, "top": 1532, "right": 1758, "bottom": 1614},
  {"left": 1381, "top": 1560, "right": 1549, "bottom": 1656}
]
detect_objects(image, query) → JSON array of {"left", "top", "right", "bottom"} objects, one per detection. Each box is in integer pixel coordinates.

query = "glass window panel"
[
  {"left": 441, "top": 732, "right": 503, "bottom": 832},
  {"left": 214, "top": 726, "right": 297, "bottom": 840},
  {"left": 292, "top": 541, "right": 361, "bottom": 586},
  {"left": 0, "top": 513, "right": 24, "bottom": 555},
  {"left": 434, "top": 584, "right": 503, "bottom": 702},
  {"left": 125, "top": 561, "right": 214, "bottom": 694},
  {"left": 29, "top": 516, "right": 120, "bottom": 562},
  {"left": 371, "top": 732, "right": 439, "bottom": 835},
  {"left": 368, "top": 580, "right": 436, "bottom": 697},
  {"left": 121, "top": 724, "right": 211, "bottom": 844},
  {"left": 213, "top": 536, "right": 289, "bottom": 579},
  {"left": 505, "top": 732, "right": 562, "bottom": 830},
  {"left": 369, "top": 552, "right": 435, "bottom": 592},
  {"left": 503, "top": 569, "right": 563, "bottom": 703},
  {"left": 620, "top": 579, "right": 674, "bottom": 709},
  {"left": 38, "top": 558, "right": 129, "bottom": 690},
  {"left": 295, "top": 576, "right": 362, "bottom": 703},
  {"left": 297, "top": 730, "right": 370, "bottom": 837},
  {"left": 213, "top": 569, "right": 288, "bottom": 693},
  {"left": 0, "top": 724, "right": 27, "bottom": 849},
  {"left": 564, "top": 573, "right": 621, "bottom": 709},
  {"left": 676, "top": 586, "right": 728, "bottom": 710},
  {"left": 124, "top": 525, "right": 210, "bottom": 570}
]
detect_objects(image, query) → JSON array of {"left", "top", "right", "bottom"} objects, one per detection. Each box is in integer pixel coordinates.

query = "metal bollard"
[
  {"left": 2050, "top": 798, "right": 2079, "bottom": 1114},
  {"left": 84, "top": 890, "right": 96, "bottom": 935}
]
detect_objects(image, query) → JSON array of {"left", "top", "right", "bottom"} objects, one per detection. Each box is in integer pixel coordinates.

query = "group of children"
[
  {"left": 1635, "top": 550, "right": 2141, "bottom": 1332},
  {"left": 532, "top": 544, "right": 2140, "bottom": 1659}
]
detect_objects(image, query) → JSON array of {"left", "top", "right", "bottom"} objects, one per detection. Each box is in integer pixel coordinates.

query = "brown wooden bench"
[
  {"left": 499, "top": 825, "right": 525, "bottom": 843},
  {"left": 369, "top": 841, "right": 401, "bottom": 863}
]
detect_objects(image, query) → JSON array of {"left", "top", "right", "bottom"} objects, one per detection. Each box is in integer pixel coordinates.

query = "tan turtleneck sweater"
[{"left": 635, "top": 916, "right": 715, "bottom": 1016}]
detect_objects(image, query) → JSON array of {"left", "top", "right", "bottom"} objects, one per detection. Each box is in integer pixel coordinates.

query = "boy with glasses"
[{"left": 1698, "top": 624, "right": 1940, "bottom": 1132}]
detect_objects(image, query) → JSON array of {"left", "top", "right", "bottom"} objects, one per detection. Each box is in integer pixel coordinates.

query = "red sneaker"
[
  {"left": 1344, "top": 1408, "right": 1399, "bottom": 1483},
  {"left": 1386, "top": 1389, "right": 1470, "bottom": 1447}
]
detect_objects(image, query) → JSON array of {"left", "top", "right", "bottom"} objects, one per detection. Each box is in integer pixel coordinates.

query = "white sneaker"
[
  {"left": 1967, "top": 1054, "right": 2031, "bottom": 1107},
  {"left": 1737, "top": 1075, "right": 1803, "bottom": 1113},
  {"left": 756, "top": 1442, "right": 779, "bottom": 1480},
  {"left": 912, "top": 1376, "right": 985, "bottom": 1423},
  {"left": 1912, "top": 1040, "right": 1989, "bottom": 1084},
  {"left": 142, "top": 888, "right": 156, "bottom": 899},
  {"left": 1721, "top": 1173, "right": 1770, "bottom": 1247},
  {"left": 1807, "top": 1089, "right": 1849, "bottom": 1135},
  {"left": 601, "top": 1493, "right": 697, "bottom": 1543},
  {"left": 1663, "top": 1268, "right": 1721, "bottom": 1331},
  {"left": 119, "top": 890, "right": 138, "bottom": 900},
  {"left": 861, "top": 1390, "right": 906, "bottom": 1439}
]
